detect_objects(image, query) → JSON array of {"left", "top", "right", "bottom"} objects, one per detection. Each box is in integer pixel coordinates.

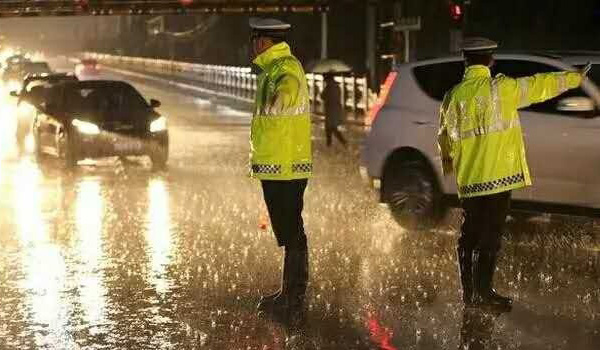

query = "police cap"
[
  {"left": 462, "top": 37, "right": 498, "bottom": 54},
  {"left": 249, "top": 18, "right": 291, "bottom": 39}
]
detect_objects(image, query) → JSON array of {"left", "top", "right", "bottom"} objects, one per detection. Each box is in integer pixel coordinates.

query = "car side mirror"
[
  {"left": 10, "top": 90, "right": 19, "bottom": 97},
  {"left": 557, "top": 97, "right": 596, "bottom": 113},
  {"left": 150, "top": 99, "right": 161, "bottom": 108}
]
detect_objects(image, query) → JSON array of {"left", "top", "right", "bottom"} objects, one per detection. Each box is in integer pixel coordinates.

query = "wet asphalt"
[{"left": 0, "top": 59, "right": 598, "bottom": 350}]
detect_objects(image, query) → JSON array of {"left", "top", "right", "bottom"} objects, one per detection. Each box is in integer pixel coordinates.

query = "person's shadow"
[{"left": 459, "top": 308, "right": 501, "bottom": 350}]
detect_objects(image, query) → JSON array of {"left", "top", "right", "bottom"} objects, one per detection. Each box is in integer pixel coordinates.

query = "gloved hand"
[{"left": 580, "top": 62, "right": 592, "bottom": 77}]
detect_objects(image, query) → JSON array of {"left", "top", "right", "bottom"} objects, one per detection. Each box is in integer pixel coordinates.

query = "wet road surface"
[{"left": 0, "top": 58, "right": 599, "bottom": 349}]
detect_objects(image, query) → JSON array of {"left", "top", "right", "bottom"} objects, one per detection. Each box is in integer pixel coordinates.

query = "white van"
[{"left": 361, "top": 53, "right": 600, "bottom": 229}]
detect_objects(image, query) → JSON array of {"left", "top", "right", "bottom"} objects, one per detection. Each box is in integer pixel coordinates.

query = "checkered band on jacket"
[
  {"left": 291, "top": 163, "right": 312, "bottom": 173},
  {"left": 252, "top": 164, "right": 282, "bottom": 174},
  {"left": 459, "top": 173, "right": 525, "bottom": 196},
  {"left": 252, "top": 163, "right": 312, "bottom": 175}
]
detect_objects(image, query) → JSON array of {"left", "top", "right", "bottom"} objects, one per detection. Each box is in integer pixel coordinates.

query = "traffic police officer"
[
  {"left": 438, "top": 37, "right": 589, "bottom": 311},
  {"left": 248, "top": 18, "right": 312, "bottom": 323}
]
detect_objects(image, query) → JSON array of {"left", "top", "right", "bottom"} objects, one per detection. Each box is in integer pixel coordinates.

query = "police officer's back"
[{"left": 438, "top": 37, "right": 587, "bottom": 312}]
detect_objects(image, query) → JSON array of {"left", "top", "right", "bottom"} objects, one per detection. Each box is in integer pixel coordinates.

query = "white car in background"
[{"left": 361, "top": 53, "right": 600, "bottom": 229}]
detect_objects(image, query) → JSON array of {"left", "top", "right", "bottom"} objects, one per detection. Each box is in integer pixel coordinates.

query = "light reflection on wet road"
[{"left": 0, "top": 60, "right": 598, "bottom": 349}]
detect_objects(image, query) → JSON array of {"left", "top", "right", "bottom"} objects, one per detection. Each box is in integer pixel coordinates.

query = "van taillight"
[{"left": 366, "top": 72, "right": 398, "bottom": 126}]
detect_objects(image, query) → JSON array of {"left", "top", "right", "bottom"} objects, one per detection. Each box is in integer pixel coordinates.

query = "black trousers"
[
  {"left": 325, "top": 126, "right": 347, "bottom": 147},
  {"left": 459, "top": 191, "right": 511, "bottom": 254},
  {"left": 261, "top": 179, "right": 308, "bottom": 250}
]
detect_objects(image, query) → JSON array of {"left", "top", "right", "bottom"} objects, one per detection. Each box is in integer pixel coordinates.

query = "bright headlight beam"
[
  {"left": 72, "top": 119, "right": 100, "bottom": 135},
  {"left": 150, "top": 116, "right": 167, "bottom": 133},
  {"left": 8, "top": 80, "right": 21, "bottom": 92},
  {"left": 18, "top": 103, "right": 34, "bottom": 115}
]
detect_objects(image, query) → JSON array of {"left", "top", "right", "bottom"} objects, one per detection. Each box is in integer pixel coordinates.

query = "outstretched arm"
[{"left": 511, "top": 71, "right": 582, "bottom": 109}]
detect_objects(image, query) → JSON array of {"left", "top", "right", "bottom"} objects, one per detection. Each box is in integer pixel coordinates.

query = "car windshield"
[
  {"left": 5, "top": 64, "right": 21, "bottom": 72},
  {"left": 24, "top": 76, "right": 76, "bottom": 92},
  {"left": 6, "top": 56, "right": 25, "bottom": 65},
  {"left": 62, "top": 84, "right": 148, "bottom": 120},
  {"left": 23, "top": 62, "right": 51, "bottom": 74}
]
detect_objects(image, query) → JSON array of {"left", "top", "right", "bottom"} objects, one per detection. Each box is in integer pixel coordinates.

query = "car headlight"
[
  {"left": 8, "top": 80, "right": 21, "bottom": 91},
  {"left": 17, "top": 102, "right": 35, "bottom": 115},
  {"left": 72, "top": 119, "right": 100, "bottom": 135},
  {"left": 150, "top": 116, "right": 167, "bottom": 133}
]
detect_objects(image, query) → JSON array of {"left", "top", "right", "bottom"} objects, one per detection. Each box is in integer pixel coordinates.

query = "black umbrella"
[{"left": 307, "top": 59, "right": 352, "bottom": 74}]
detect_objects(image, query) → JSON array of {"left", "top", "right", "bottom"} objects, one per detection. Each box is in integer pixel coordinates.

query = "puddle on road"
[{"left": 0, "top": 121, "right": 598, "bottom": 349}]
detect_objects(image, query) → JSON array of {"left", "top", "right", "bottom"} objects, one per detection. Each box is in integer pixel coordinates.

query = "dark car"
[
  {"left": 11, "top": 73, "right": 79, "bottom": 154},
  {"left": 5, "top": 54, "right": 28, "bottom": 66},
  {"left": 3, "top": 65, "right": 24, "bottom": 90},
  {"left": 13, "top": 72, "right": 79, "bottom": 103},
  {"left": 33, "top": 80, "right": 168, "bottom": 168},
  {"left": 3, "top": 55, "right": 31, "bottom": 89}
]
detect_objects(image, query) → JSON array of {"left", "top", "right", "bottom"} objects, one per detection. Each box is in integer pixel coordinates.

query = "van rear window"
[{"left": 412, "top": 61, "right": 464, "bottom": 101}]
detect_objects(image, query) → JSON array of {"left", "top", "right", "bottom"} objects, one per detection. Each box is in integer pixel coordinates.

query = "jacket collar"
[
  {"left": 253, "top": 42, "right": 292, "bottom": 69},
  {"left": 464, "top": 65, "right": 491, "bottom": 80}
]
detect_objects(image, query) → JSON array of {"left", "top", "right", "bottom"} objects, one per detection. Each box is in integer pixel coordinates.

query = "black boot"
[
  {"left": 473, "top": 251, "right": 512, "bottom": 312},
  {"left": 457, "top": 246, "right": 474, "bottom": 305},
  {"left": 257, "top": 248, "right": 309, "bottom": 325},
  {"left": 286, "top": 248, "right": 308, "bottom": 327},
  {"left": 287, "top": 249, "right": 308, "bottom": 307},
  {"left": 257, "top": 248, "right": 289, "bottom": 312}
]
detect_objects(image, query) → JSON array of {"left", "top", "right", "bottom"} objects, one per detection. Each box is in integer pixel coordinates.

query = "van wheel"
[{"left": 384, "top": 160, "right": 444, "bottom": 231}]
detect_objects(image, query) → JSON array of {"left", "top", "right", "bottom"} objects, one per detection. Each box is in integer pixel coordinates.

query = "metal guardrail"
[{"left": 83, "top": 52, "right": 375, "bottom": 119}]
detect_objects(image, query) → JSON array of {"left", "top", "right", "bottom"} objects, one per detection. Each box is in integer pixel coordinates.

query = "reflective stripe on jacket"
[
  {"left": 438, "top": 65, "right": 582, "bottom": 198},
  {"left": 250, "top": 42, "right": 312, "bottom": 180}
]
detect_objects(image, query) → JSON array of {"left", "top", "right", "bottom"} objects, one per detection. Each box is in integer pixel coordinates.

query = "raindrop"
[{"left": 199, "top": 332, "right": 208, "bottom": 346}]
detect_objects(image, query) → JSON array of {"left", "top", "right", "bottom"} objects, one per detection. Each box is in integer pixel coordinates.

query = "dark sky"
[
  {"left": 468, "top": 0, "right": 600, "bottom": 50},
  {"left": 0, "top": 0, "right": 599, "bottom": 65}
]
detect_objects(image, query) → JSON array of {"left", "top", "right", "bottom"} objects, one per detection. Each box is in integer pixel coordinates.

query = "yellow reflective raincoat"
[
  {"left": 250, "top": 42, "right": 312, "bottom": 180},
  {"left": 438, "top": 65, "right": 582, "bottom": 198}
]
